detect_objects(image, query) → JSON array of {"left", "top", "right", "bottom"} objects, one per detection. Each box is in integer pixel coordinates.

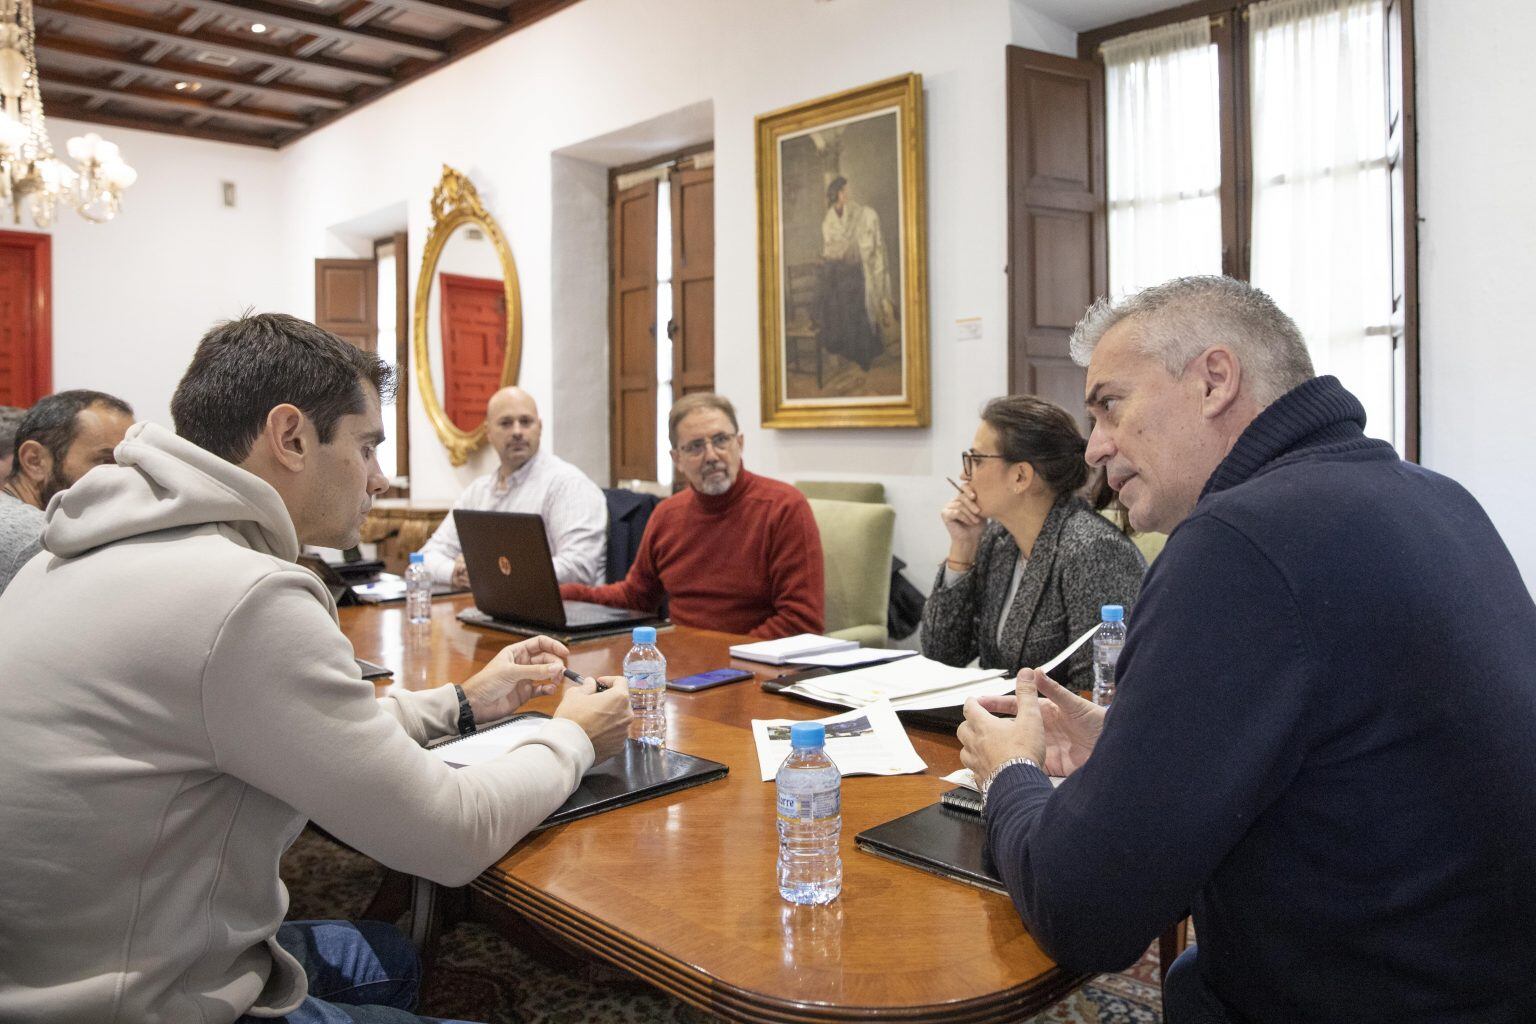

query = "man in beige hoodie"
[{"left": 0, "top": 314, "right": 632, "bottom": 1024}]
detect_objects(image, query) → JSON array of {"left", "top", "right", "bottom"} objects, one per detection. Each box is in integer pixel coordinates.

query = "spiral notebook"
[
  {"left": 854, "top": 789, "right": 1004, "bottom": 895},
  {"left": 429, "top": 712, "right": 728, "bottom": 830}
]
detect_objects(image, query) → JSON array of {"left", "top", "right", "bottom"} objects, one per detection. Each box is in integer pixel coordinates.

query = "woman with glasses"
[{"left": 921, "top": 395, "right": 1145, "bottom": 693}]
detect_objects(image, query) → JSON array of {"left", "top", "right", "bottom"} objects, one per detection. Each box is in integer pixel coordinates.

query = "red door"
[
  {"left": 0, "top": 230, "right": 51, "bottom": 405},
  {"left": 439, "top": 273, "right": 506, "bottom": 431}
]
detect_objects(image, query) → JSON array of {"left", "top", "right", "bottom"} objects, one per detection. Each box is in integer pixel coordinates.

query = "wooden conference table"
[{"left": 341, "top": 596, "right": 1090, "bottom": 1023}]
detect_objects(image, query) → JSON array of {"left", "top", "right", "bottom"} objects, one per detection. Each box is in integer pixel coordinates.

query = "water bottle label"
[{"left": 777, "top": 789, "right": 840, "bottom": 822}]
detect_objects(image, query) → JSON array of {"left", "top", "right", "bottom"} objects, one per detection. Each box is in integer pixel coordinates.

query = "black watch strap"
[{"left": 453, "top": 684, "right": 476, "bottom": 736}]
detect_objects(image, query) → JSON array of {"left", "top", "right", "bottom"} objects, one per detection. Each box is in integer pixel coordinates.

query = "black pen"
[{"left": 562, "top": 668, "right": 609, "bottom": 691}]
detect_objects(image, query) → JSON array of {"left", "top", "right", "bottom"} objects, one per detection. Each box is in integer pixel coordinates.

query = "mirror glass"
[{"left": 424, "top": 221, "right": 510, "bottom": 434}]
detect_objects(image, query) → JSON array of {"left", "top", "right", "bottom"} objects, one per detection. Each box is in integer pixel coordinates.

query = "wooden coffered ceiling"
[{"left": 33, "top": 0, "right": 583, "bottom": 148}]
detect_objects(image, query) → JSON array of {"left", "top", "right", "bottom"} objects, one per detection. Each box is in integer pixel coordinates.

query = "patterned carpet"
[{"left": 280, "top": 827, "right": 1163, "bottom": 1023}]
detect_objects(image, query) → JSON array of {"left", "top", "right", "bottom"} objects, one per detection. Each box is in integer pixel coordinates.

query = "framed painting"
[{"left": 757, "top": 73, "right": 929, "bottom": 429}]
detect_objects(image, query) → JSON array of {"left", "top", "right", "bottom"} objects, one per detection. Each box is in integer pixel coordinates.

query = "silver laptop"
[{"left": 453, "top": 510, "right": 657, "bottom": 636}]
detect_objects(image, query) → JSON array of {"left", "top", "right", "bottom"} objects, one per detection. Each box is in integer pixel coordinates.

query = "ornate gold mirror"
[{"left": 413, "top": 165, "right": 522, "bottom": 465}]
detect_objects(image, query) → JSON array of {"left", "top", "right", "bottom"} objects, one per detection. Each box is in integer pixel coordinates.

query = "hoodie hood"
[{"left": 44, "top": 422, "right": 299, "bottom": 562}]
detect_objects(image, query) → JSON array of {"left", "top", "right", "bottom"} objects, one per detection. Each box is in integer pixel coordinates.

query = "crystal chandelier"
[{"left": 0, "top": 0, "right": 135, "bottom": 227}]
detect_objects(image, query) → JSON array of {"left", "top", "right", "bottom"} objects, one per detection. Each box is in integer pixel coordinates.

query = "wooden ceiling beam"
[
  {"left": 175, "top": 0, "right": 447, "bottom": 61},
  {"left": 40, "top": 94, "right": 281, "bottom": 147},
  {"left": 36, "top": 34, "right": 351, "bottom": 109},
  {"left": 44, "top": 69, "right": 311, "bottom": 129},
  {"left": 378, "top": 0, "right": 504, "bottom": 32},
  {"left": 35, "top": 0, "right": 395, "bottom": 86}
]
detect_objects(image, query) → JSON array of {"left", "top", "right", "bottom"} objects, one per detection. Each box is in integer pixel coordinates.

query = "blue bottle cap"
[
  {"left": 408, "top": 552, "right": 424, "bottom": 564},
  {"left": 632, "top": 626, "right": 657, "bottom": 644},
  {"left": 1100, "top": 604, "right": 1124, "bottom": 622},
  {"left": 790, "top": 722, "right": 825, "bottom": 749}
]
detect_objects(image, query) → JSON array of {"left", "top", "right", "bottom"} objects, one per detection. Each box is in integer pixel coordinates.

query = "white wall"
[
  {"left": 277, "top": 0, "right": 1077, "bottom": 588},
  {"left": 41, "top": 119, "right": 286, "bottom": 428},
  {"left": 1415, "top": 0, "right": 1536, "bottom": 587}
]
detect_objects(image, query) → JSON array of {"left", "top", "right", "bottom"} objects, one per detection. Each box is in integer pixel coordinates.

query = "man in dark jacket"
[{"left": 959, "top": 276, "right": 1536, "bottom": 1024}]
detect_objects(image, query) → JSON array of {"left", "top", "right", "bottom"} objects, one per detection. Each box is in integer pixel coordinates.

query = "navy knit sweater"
[{"left": 985, "top": 377, "right": 1536, "bottom": 1023}]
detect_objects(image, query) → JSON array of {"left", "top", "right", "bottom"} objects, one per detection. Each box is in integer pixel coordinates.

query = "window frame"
[{"left": 1079, "top": 0, "right": 1418, "bottom": 460}]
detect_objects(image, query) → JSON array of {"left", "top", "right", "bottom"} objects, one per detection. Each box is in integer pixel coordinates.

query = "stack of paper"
[
  {"left": 751, "top": 702, "right": 926, "bottom": 781},
  {"left": 729, "top": 633, "right": 857, "bottom": 664},
  {"left": 780, "top": 656, "right": 1010, "bottom": 711}
]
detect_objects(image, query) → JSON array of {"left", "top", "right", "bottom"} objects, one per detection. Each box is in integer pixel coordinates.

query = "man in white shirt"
[{"left": 422, "top": 386, "right": 606, "bottom": 587}]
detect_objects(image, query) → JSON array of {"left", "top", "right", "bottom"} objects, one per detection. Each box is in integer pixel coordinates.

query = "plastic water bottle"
[
  {"left": 776, "top": 722, "right": 842, "bottom": 905},
  {"left": 622, "top": 626, "right": 666, "bottom": 747},
  {"left": 405, "top": 551, "right": 432, "bottom": 625},
  {"left": 1092, "top": 604, "right": 1126, "bottom": 707}
]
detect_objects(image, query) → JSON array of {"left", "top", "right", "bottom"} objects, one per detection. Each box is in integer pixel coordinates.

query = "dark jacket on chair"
[{"left": 602, "top": 488, "right": 661, "bottom": 585}]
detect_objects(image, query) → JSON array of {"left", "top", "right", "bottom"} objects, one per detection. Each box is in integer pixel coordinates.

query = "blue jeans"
[
  {"left": 1162, "top": 944, "right": 1238, "bottom": 1024},
  {"left": 235, "top": 920, "right": 478, "bottom": 1024}
]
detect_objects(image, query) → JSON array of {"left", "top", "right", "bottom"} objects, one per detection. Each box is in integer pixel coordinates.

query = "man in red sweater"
[{"left": 560, "top": 393, "right": 823, "bottom": 638}]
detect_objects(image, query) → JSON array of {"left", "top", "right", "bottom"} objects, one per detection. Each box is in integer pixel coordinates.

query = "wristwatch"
[
  {"left": 453, "top": 684, "right": 476, "bottom": 736},
  {"left": 979, "top": 756, "right": 1042, "bottom": 810}
]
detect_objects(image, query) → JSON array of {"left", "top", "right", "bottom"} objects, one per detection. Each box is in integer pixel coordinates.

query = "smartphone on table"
[{"left": 669, "top": 667, "right": 755, "bottom": 692}]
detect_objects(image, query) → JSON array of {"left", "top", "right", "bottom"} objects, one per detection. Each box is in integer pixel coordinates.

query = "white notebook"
[{"left": 728, "top": 633, "right": 858, "bottom": 665}]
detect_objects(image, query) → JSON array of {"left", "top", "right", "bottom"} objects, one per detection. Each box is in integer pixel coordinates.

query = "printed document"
[{"left": 752, "top": 701, "right": 926, "bottom": 781}]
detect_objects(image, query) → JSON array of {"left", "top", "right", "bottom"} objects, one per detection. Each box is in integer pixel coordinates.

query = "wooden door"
[
  {"left": 315, "top": 258, "right": 377, "bottom": 352},
  {"left": 0, "top": 230, "right": 51, "bottom": 405},
  {"left": 610, "top": 179, "right": 659, "bottom": 482},
  {"left": 670, "top": 165, "right": 715, "bottom": 399},
  {"left": 1006, "top": 46, "right": 1107, "bottom": 424},
  {"left": 438, "top": 273, "right": 507, "bottom": 432}
]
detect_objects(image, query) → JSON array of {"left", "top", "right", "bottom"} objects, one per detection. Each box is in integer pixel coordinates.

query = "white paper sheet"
[
  {"left": 751, "top": 701, "right": 927, "bottom": 782},
  {"left": 781, "top": 656, "right": 1005, "bottom": 707},
  {"left": 787, "top": 647, "right": 918, "bottom": 668},
  {"left": 431, "top": 717, "right": 550, "bottom": 767},
  {"left": 942, "top": 767, "right": 1066, "bottom": 790}
]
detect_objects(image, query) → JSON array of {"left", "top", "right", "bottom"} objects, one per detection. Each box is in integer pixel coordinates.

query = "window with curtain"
[
  {"left": 1248, "top": 0, "right": 1395, "bottom": 446},
  {"left": 1103, "top": 17, "right": 1224, "bottom": 297},
  {"left": 1090, "top": 0, "right": 1411, "bottom": 455}
]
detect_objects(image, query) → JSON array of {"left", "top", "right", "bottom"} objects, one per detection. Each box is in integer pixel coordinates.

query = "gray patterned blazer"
[{"left": 920, "top": 495, "right": 1146, "bottom": 692}]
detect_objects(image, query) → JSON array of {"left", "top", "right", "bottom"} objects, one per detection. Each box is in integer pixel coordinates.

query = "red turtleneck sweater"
[{"left": 560, "top": 469, "right": 824, "bottom": 639}]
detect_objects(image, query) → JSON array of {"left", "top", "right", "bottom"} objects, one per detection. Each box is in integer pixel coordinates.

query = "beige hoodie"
[{"left": 0, "top": 423, "right": 594, "bottom": 1024}]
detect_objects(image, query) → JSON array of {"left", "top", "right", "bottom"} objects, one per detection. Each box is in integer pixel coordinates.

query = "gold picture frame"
[
  {"left": 757, "top": 73, "right": 929, "bottom": 429},
  {"left": 412, "top": 164, "right": 523, "bottom": 465}
]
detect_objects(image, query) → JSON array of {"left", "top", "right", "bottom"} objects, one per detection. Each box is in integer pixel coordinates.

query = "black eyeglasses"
[
  {"left": 676, "top": 432, "right": 739, "bottom": 458},
  {"left": 961, "top": 449, "right": 1007, "bottom": 477}
]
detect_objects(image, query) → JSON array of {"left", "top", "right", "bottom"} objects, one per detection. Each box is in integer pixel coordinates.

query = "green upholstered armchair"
[
  {"left": 805, "top": 498, "right": 895, "bottom": 648},
  {"left": 1099, "top": 508, "right": 1167, "bottom": 563},
  {"left": 795, "top": 480, "right": 886, "bottom": 504}
]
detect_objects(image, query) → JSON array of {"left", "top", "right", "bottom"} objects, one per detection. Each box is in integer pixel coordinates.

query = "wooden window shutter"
[
  {"left": 1384, "top": 0, "right": 1419, "bottom": 460},
  {"left": 314, "top": 258, "right": 378, "bottom": 352},
  {"left": 1006, "top": 46, "right": 1107, "bottom": 424},
  {"left": 609, "top": 179, "right": 659, "bottom": 482},
  {"left": 670, "top": 164, "right": 715, "bottom": 399}
]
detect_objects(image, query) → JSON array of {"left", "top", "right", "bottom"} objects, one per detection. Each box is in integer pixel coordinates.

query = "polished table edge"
[{"left": 470, "top": 871, "right": 1093, "bottom": 1024}]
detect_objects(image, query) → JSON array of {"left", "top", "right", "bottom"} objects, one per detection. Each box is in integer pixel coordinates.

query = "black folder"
[
  {"left": 855, "top": 789, "right": 1005, "bottom": 895},
  {"left": 431, "top": 713, "right": 728, "bottom": 829}
]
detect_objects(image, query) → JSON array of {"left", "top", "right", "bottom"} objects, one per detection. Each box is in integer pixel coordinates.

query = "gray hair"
[{"left": 1069, "top": 276, "right": 1315, "bottom": 407}]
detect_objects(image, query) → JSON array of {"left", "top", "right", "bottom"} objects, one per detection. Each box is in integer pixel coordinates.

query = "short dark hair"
[
  {"left": 6, "top": 390, "right": 133, "bottom": 480},
  {"left": 980, "top": 395, "right": 1105, "bottom": 506},
  {"left": 826, "top": 175, "right": 847, "bottom": 206},
  {"left": 667, "top": 392, "right": 739, "bottom": 448},
  {"left": 0, "top": 405, "right": 23, "bottom": 461},
  {"left": 171, "top": 313, "right": 395, "bottom": 463}
]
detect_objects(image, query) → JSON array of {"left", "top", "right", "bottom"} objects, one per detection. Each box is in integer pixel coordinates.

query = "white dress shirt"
[{"left": 421, "top": 449, "right": 607, "bottom": 586}]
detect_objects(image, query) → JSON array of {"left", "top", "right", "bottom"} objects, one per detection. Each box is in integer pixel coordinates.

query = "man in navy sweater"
[{"left": 959, "top": 276, "right": 1536, "bottom": 1024}]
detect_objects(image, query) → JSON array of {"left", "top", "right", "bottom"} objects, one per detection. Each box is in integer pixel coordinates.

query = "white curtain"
[
  {"left": 1103, "top": 17, "right": 1223, "bottom": 298},
  {"left": 1249, "top": 0, "right": 1395, "bottom": 446}
]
